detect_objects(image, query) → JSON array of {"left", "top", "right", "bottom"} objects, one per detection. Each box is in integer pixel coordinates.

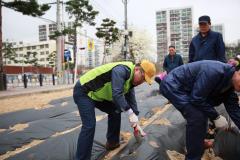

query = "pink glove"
[{"left": 158, "top": 71, "right": 167, "bottom": 80}]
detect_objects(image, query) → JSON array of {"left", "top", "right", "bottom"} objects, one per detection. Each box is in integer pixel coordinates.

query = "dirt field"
[{"left": 0, "top": 89, "right": 73, "bottom": 114}]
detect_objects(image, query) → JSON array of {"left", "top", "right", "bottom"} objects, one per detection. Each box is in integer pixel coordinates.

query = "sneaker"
[{"left": 105, "top": 141, "right": 120, "bottom": 150}]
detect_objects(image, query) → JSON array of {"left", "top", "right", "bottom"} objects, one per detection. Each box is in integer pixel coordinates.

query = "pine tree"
[
  {"left": 24, "top": 51, "right": 38, "bottom": 67},
  {"left": 96, "top": 18, "right": 120, "bottom": 63},
  {"left": 0, "top": 0, "right": 50, "bottom": 90},
  {"left": 65, "top": 0, "right": 98, "bottom": 82},
  {"left": 2, "top": 42, "right": 17, "bottom": 64}
]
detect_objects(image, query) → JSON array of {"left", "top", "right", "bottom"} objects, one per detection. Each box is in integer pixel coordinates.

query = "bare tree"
[{"left": 111, "top": 27, "right": 155, "bottom": 63}]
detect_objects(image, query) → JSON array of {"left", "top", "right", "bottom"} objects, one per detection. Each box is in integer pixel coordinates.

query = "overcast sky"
[{"left": 3, "top": 0, "right": 240, "bottom": 44}]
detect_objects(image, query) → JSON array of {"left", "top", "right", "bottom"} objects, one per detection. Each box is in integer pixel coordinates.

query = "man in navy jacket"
[
  {"left": 189, "top": 15, "right": 226, "bottom": 63},
  {"left": 160, "top": 60, "right": 240, "bottom": 160},
  {"left": 163, "top": 45, "right": 184, "bottom": 73}
]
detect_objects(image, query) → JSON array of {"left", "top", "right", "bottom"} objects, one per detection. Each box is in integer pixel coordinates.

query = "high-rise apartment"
[{"left": 38, "top": 22, "right": 74, "bottom": 43}]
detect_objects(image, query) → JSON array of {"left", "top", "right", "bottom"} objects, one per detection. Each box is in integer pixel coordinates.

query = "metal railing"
[{"left": 6, "top": 73, "right": 74, "bottom": 89}]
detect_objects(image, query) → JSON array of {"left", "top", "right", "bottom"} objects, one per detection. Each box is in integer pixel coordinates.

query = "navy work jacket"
[
  {"left": 161, "top": 60, "right": 240, "bottom": 129},
  {"left": 189, "top": 30, "right": 226, "bottom": 63}
]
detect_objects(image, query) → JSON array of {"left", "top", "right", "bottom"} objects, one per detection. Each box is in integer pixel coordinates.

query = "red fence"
[{"left": 3, "top": 66, "right": 54, "bottom": 74}]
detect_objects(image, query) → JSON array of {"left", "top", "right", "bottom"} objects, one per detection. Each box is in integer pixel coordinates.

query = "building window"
[
  {"left": 40, "top": 45, "right": 44, "bottom": 49},
  {"left": 40, "top": 58, "right": 45, "bottom": 61},
  {"left": 49, "top": 24, "right": 57, "bottom": 34},
  {"left": 40, "top": 51, "right": 45, "bottom": 55},
  {"left": 32, "top": 46, "right": 36, "bottom": 49},
  {"left": 46, "top": 51, "right": 49, "bottom": 54},
  {"left": 45, "top": 44, "right": 49, "bottom": 48},
  {"left": 39, "top": 35, "right": 47, "bottom": 41},
  {"left": 27, "top": 46, "right": 31, "bottom": 50},
  {"left": 39, "top": 25, "right": 46, "bottom": 29}
]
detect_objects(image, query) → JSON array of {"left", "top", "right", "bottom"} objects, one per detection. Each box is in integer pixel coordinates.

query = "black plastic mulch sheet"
[
  {"left": 0, "top": 111, "right": 81, "bottom": 155},
  {"left": 4, "top": 83, "right": 168, "bottom": 159},
  {"left": 6, "top": 113, "right": 111, "bottom": 160},
  {"left": 0, "top": 97, "right": 75, "bottom": 129},
  {"left": 6, "top": 128, "right": 108, "bottom": 160},
  {"left": 113, "top": 103, "right": 240, "bottom": 160},
  {"left": 112, "top": 105, "right": 186, "bottom": 160},
  {"left": 7, "top": 97, "right": 169, "bottom": 160},
  {"left": 213, "top": 127, "right": 240, "bottom": 160},
  {"left": 214, "top": 104, "right": 240, "bottom": 160}
]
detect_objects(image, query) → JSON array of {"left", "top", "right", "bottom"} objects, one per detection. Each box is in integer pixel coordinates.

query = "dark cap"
[{"left": 198, "top": 15, "right": 211, "bottom": 24}]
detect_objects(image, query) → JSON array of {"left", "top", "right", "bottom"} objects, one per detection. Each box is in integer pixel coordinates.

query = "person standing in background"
[
  {"left": 189, "top": 15, "right": 226, "bottom": 63},
  {"left": 155, "top": 45, "right": 183, "bottom": 90},
  {"left": 163, "top": 45, "right": 184, "bottom": 74}
]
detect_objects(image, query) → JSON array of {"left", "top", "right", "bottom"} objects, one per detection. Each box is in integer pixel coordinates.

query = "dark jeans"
[
  {"left": 160, "top": 78, "right": 207, "bottom": 160},
  {"left": 73, "top": 81, "right": 121, "bottom": 160}
]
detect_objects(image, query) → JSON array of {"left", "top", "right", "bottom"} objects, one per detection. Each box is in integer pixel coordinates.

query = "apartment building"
[
  {"left": 4, "top": 40, "right": 56, "bottom": 67},
  {"left": 39, "top": 22, "right": 74, "bottom": 44}
]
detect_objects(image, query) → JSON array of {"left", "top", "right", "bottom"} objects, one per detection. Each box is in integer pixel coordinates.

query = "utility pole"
[
  {"left": 56, "top": 0, "right": 62, "bottom": 83},
  {"left": 122, "top": 0, "right": 128, "bottom": 60},
  {"left": 73, "top": 27, "right": 79, "bottom": 83}
]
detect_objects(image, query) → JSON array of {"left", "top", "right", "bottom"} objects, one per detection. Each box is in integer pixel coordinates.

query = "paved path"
[{"left": 0, "top": 84, "right": 74, "bottom": 99}]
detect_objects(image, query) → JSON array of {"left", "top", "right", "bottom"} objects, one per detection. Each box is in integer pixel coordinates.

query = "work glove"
[
  {"left": 133, "top": 123, "right": 146, "bottom": 137},
  {"left": 213, "top": 115, "right": 228, "bottom": 129},
  {"left": 126, "top": 108, "right": 139, "bottom": 127}
]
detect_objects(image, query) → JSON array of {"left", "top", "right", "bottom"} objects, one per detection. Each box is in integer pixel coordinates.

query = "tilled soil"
[{"left": 0, "top": 89, "right": 73, "bottom": 114}]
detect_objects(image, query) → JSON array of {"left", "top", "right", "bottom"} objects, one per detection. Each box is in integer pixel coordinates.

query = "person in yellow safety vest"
[{"left": 73, "top": 60, "right": 156, "bottom": 160}]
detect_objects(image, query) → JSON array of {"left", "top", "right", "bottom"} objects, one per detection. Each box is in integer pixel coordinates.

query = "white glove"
[
  {"left": 126, "top": 108, "right": 139, "bottom": 127},
  {"left": 213, "top": 115, "right": 228, "bottom": 129}
]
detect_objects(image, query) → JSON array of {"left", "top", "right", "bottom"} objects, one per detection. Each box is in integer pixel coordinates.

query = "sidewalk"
[{"left": 0, "top": 84, "right": 74, "bottom": 99}]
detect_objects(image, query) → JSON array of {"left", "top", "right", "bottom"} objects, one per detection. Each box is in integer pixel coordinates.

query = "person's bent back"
[{"left": 160, "top": 60, "right": 240, "bottom": 160}]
